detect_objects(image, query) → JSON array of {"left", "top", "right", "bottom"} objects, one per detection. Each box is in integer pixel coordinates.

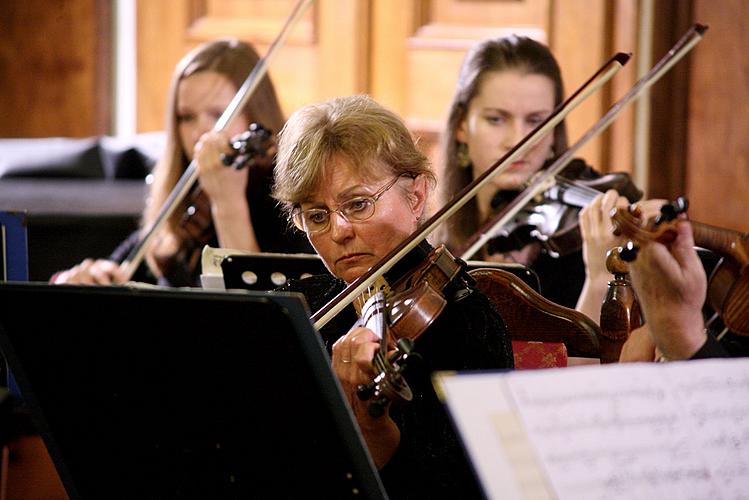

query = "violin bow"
[
  {"left": 312, "top": 50, "right": 631, "bottom": 329},
  {"left": 457, "top": 23, "right": 708, "bottom": 261},
  {"left": 120, "top": 0, "right": 315, "bottom": 281}
]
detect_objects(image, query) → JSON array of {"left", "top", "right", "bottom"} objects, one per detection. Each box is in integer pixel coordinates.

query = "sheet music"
[{"left": 435, "top": 358, "right": 749, "bottom": 500}]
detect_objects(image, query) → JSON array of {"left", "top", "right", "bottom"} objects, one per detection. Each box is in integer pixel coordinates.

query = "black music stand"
[
  {"left": 0, "top": 283, "right": 387, "bottom": 500},
  {"left": 220, "top": 252, "right": 329, "bottom": 291},
  {"left": 217, "top": 252, "right": 541, "bottom": 294}
]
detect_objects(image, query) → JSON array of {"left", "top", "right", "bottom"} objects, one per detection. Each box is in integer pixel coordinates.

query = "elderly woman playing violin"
[{"left": 273, "top": 94, "right": 513, "bottom": 499}]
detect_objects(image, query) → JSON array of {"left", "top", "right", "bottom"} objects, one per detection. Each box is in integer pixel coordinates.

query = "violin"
[
  {"left": 487, "top": 161, "right": 642, "bottom": 258},
  {"left": 611, "top": 197, "right": 749, "bottom": 336},
  {"left": 154, "top": 123, "right": 276, "bottom": 281},
  {"left": 354, "top": 244, "right": 469, "bottom": 416}
]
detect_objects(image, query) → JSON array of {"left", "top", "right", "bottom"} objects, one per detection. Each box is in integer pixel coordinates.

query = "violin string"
[
  {"left": 715, "top": 326, "right": 729, "bottom": 341},
  {"left": 550, "top": 178, "right": 602, "bottom": 205}
]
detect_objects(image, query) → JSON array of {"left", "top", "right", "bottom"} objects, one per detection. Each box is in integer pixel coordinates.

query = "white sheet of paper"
[{"left": 435, "top": 358, "right": 749, "bottom": 500}]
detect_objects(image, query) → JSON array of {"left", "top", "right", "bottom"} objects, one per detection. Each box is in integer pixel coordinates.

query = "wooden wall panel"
[
  {"left": 136, "top": 0, "right": 367, "bottom": 132},
  {"left": 137, "top": 1, "right": 193, "bottom": 132},
  {"left": 369, "top": 0, "right": 641, "bottom": 178},
  {"left": 646, "top": 0, "right": 692, "bottom": 200},
  {"left": 550, "top": 0, "right": 608, "bottom": 170},
  {"left": 606, "top": 0, "right": 639, "bottom": 176},
  {"left": 0, "top": 0, "right": 110, "bottom": 138},
  {"left": 686, "top": 0, "right": 749, "bottom": 232},
  {"left": 8, "top": 0, "right": 734, "bottom": 231},
  {"left": 371, "top": 0, "right": 553, "bottom": 175}
]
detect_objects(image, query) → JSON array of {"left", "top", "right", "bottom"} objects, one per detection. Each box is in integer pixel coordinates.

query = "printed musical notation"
[{"left": 434, "top": 358, "right": 749, "bottom": 500}]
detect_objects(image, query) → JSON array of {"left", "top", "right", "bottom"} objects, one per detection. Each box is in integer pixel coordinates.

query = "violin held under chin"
[{"left": 486, "top": 159, "right": 642, "bottom": 258}]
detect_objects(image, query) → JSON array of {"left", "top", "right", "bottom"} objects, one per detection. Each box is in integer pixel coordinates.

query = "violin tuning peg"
[
  {"left": 220, "top": 153, "right": 235, "bottom": 166},
  {"left": 619, "top": 241, "right": 639, "bottom": 262},
  {"left": 656, "top": 196, "right": 689, "bottom": 224},
  {"left": 367, "top": 398, "right": 387, "bottom": 418},
  {"left": 674, "top": 196, "right": 689, "bottom": 213},
  {"left": 356, "top": 383, "right": 376, "bottom": 401}
]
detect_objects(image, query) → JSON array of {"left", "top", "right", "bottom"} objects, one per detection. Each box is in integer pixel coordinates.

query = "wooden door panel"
[
  {"left": 0, "top": 0, "right": 110, "bottom": 138},
  {"left": 136, "top": 0, "right": 365, "bottom": 132}
]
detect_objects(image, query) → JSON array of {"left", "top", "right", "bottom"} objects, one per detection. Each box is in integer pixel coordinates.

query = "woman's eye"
[
  {"left": 484, "top": 115, "right": 505, "bottom": 125},
  {"left": 308, "top": 211, "right": 328, "bottom": 224},
  {"left": 527, "top": 116, "right": 546, "bottom": 127},
  {"left": 177, "top": 113, "right": 195, "bottom": 123},
  {"left": 346, "top": 199, "right": 370, "bottom": 213}
]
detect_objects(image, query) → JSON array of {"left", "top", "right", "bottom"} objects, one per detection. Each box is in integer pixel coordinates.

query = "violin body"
[
  {"left": 388, "top": 245, "right": 463, "bottom": 341},
  {"left": 706, "top": 243, "right": 749, "bottom": 336},
  {"left": 487, "top": 159, "right": 642, "bottom": 258}
]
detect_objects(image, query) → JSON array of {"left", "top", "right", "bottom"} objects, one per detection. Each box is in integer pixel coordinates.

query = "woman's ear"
[
  {"left": 456, "top": 118, "right": 468, "bottom": 144},
  {"left": 408, "top": 174, "right": 428, "bottom": 218}
]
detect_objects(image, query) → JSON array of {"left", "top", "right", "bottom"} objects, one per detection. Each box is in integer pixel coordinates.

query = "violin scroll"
[
  {"left": 220, "top": 122, "right": 276, "bottom": 170},
  {"left": 610, "top": 196, "right": 690, "bottom": 257},
  {"left": 356, "top": 338, "right": 420, "bottom": 418}
]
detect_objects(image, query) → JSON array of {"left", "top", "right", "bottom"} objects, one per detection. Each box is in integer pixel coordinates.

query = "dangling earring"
[{"left": 456, "top": 142, "right": 471, "bottom": 169}]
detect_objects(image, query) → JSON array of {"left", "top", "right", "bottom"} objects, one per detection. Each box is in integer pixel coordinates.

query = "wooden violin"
[
  {"left": 611, "top": 197, "right": 749, "bottom": 336},
  {"left": 354, "top": 244, "right": 467, "bottom": 417}
]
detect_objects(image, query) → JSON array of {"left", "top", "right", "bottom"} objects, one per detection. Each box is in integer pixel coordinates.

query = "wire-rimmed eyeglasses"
[{"left": 292, "top": 175, "right": 404, "bottom": 234}]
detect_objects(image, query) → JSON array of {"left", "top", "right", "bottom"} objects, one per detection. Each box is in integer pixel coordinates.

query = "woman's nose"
[
  {"left": 513, "top": 122, "right": 530, "bottom": 147},
  {"left": 198, "top": 113, "right": 217, "bottom": 136},
  {"left": 328, "top": 212, "right": 354, "bottom": 242},
  {"left": 501, "top": 120, "right": 525, "bottom": 150}
]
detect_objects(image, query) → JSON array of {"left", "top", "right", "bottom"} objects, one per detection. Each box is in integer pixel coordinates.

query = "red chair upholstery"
[{"left": 511, "top": 340, "right": 568, "bottom": 369}]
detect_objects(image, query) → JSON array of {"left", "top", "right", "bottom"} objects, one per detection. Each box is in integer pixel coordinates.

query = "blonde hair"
[
  {"left": 273, "top": 94, "right": 435, "bottom": 221},
  {"left": 143, "top": 38, "right": 284, "bottom": 270}
]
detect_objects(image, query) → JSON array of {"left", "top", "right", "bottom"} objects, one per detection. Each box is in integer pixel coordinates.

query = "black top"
[
  {"left": 110, "top": 164, "right": 312, "bottom": 287},
  {"left": 692, "top": 333, "right": 749, "bottom": 358},
  {"left": 281, "top": 242, "right": 514, "bottom": 499}
]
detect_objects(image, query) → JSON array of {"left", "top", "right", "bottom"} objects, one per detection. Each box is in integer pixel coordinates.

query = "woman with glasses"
[{"left": 273, "top": 94, "right": 513, "bottom": 499}]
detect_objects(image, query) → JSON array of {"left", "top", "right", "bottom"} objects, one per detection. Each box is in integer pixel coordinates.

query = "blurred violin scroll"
[{"left": 157, "top": 123, "right": 277, "bottom": 278}]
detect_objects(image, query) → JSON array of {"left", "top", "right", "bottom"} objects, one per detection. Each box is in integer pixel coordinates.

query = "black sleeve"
[
  {"left": 690, "top": 330, "right": 749, "bottom": 359},
  {"left": 378, "top": 288, "right": 512, "bottom": 499},
  {"left": 690, "top": 334, "right": 731, "bottom": 359}
]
